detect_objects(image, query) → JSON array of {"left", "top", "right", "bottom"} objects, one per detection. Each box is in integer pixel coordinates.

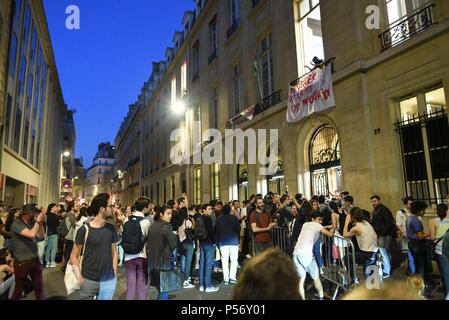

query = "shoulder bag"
[{"left": 64, "top": 224, "right": 89, "bottom": 295}]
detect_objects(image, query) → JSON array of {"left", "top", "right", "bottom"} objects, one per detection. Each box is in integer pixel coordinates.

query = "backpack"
[
  {"left": 121, "top": 216, "right": 144, "bottom": 255},
  {"left": 193, "top": 215, "right": 208, "bottom": 241},
  {"left": 56, "top": 218, "right": 69, "bottom": 237}
]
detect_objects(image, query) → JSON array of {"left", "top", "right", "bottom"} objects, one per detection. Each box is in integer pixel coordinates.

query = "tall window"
[
  {"left": 4, "top": 95, "right": 12, "bottom": 145},
  {"left": 385, "top": 0, "right": 430, "bottom": 28},
  {"left": 171, "top": 76, "right": 177, "bottom": 103},
  {"left": 233, "top": 63, "right": 242, "bottom": 115},
  {"left": 194, "top": 168, "right": 201, "bottom": 204},
  {"left": 156, "top": 182, "right": 160, "bottom": 204},
  {"left": 230, "top": 0, "right": 240, "bottom": 25},
  {"left": 211, "top": 163, "right": 220, "bottom": 200},
  {"left": 211, "top": 88, "right": 218, "bottom": 129},
  {"left": 295, "top": 0, "right": 324, "bottom": 75},
  {"left": 192, "top": 104, "right": 201, "bottom": 151},
  {"left": 192, "top": 41, "right": 200, "bottom": 78},
  {"left": 9, "top": 33, "right": 17, "bottom": 78},
  {"left": 260, "top": 33, "right": 274, "bottom": 97},
  {"left": 163, "top": 180, "right": 167, "bottom": 204},
  {"left": 181, "top": 61, "right": 187, "bottom": 96},
  {"left": 209, "top": 16, "right": 218, "bottom": 55},
  {"left": 395, "top": 87, "right": 448, "bottom": 205}
]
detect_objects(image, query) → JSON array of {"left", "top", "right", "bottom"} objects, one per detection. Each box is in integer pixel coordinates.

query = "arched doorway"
[{"left": 309, "top": 125, "right": 342, "bottom": 197}]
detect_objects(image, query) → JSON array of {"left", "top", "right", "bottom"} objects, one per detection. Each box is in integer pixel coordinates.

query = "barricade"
[
  {"left": 320, "top": 234, "right": 359, "bottom": 300},
  {"left": 271, "top": 227, "right": 291, "bottom": 256}
]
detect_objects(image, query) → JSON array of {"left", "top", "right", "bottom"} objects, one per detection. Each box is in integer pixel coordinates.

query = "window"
[
  {"left": 171, "top": 176, "right": 176, "bottom": 198},
  {"left": 192, "top": 104, "right": 201, "bottom": 152},
  {"left": 385, "top": 0, "right": 430, "bottom": 28},
  {"left": 211, "top": 88, "right": 218, "bottom": 129},
  {"left": 97, "top": 177, "right": 101, "bottom": 184},
  {"left": 209, "top": 16, "right": 218, "bottom": 56},
  {"left": 395, "top": 87, "right": 448, "bottom": 205},
  {"left": 260, "top": 33, "right": 275, "bottom": 97},
  {"left": 295, "top": 0, "right": 324, "bottom": 75},
  {"left": 194, "top": 168, "right": 201, "bottom": 204},
  {"left": 163, "top": 180, "right": 167, "bottom": 204},
  {"left": 23, "top": 4, "right": 31, "bottom": 44},
  {"left": 22, "top": 73, "right": 33, "bottom": 159},
  {"left": 230, "top": 0, "right": 240, "bottom": 25},
  {"left": 156, "top": 183, "right": 160, "bottom": 204},
  {"left": 9, "top": 33, "right": 17, "bottom": 78},
  {"left": 181, "top": 61, "right": 187, "bottom": 96},
  {"left": 192, "top": 41, "right": 200, "bottom": 78},
  {"left": 233, "top": 64, "right": 242, "bottom": 115},
  {"left": 211, "top": 163, "right": 220, "bottom": 200},
  {"left": 171, "top": 76, "right": 176, "bottom": 103},
  {"left": 4, "top": 95, "right": 13, "bottom": 145},
  {"left": 237, "top": 164, "right": 248, "bottom": 201}
]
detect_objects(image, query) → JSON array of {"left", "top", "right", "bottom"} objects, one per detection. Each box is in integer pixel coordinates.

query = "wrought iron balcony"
[
  {"left": 252, "top": 0, "right": 262, "bottom": 9},
  {"left": 208, "top": 51, "right": 217, "bottom": 65},
  {"left": 227, "top": 19, "right": 240, "bottom": 39},
  {"left": 379, "top": 4, "right": 435, "bottom": 51},
  {"left": 226, "top": 90, "right": 282, "bottom": 129}
]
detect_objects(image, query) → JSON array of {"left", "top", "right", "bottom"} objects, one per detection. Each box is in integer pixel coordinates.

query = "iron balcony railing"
[
  {"left": 379, "top": 4, "right": 435, "bottom": 51},
  {"left": 226, "top": 90, "right": 282, "bottom": 129},
  {"left": 227, "top": 19, "right": 240, "bottom": 39}
]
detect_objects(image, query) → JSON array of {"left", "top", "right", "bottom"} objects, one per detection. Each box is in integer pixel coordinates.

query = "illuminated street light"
[
  {"left": 171, "top": 100, "right": 186, "bottom": 114},
  {"left": 63, "top": 151, "right": 71, "bottom": 157}
]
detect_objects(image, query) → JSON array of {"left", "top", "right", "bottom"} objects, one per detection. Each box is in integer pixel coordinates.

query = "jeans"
[
  {"left": 125, "top": 258, "right": 147, "bottom": 300},
  {"left": 347, "top": 251, "right": 377, "bottom": 280},
  {"left": 313, "top": 241, "right": 324, "bottom": 268},
  {"left": 407, "top": 250, "right": 416, "bottom": 274},
  {"left": 63, "top": 240, "right": 74, "bottom": 267},
  {"left": 220, "top": 245, "right": 239, "bottom": 282},
  {"left": 409, "top": 239, "right": 430, "bottom": 285},
  {"left": 181, "top": 240, "right": 194, "bottom": 280},
  {"left": 98, "top": 277, "right": 117, "bottom": 300},
  {"left": 12, "top": 258, "right": 45, "bottom": 300},
  {"left": 199, "top": 242, "right": 215, "bottom": 289},
  {"left": 0, "top": 275, "right": 15, "bottom": 299},
  {"left": 37, "top": 241, "right": 46, "bottom": 264},
  {"left": 254, "top": 242, "right": 271, "bottom": 255},
  {"left": 158, "top": 290, "right": 169, "bottom": 300},
  {"left": 45, "top": 234, "right": 58, "bottom": 264},
  {"left": 437, "top": 254, "right": 449, "bottom": 297},
  {"left": 378, "top": 235, "right": 392, "bottom": 276}
]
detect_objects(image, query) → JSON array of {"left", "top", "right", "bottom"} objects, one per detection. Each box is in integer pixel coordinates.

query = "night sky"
[{"left": 43, "top": 0, "right": 191, "bottom": 167}]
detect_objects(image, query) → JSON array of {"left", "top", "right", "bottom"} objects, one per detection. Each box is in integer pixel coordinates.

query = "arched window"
[{"left": 309, "top": 125, "right": 342, "bottom": 197}]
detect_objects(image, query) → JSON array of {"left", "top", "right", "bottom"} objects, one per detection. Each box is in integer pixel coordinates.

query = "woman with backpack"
[
  {"left": 429, "top": 203, "right": 449, "bottom": 298},
  {"left": 178, "top": 207, "right": 195, "bottom": 289}
]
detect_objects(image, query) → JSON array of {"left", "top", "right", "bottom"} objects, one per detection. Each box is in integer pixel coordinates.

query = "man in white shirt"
[
  {"left": 396, "top": 197, "right": 415, "bottom": 274},
  {"left": 122, "top": 197, "right": 151, "bottom": 300},
  {"left": 293, "top": 211, "right": 335, "bottom": 300}
]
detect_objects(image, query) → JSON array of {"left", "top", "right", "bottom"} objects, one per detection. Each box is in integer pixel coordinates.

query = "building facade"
[
  {"left": 85, "top": 142, "right": 115, "bottom": 202},
  {"left": 117, "top": 0, "right": 449, "bottom": 211},
  {"left": 114, "top": 103, "right": 141, "bottom": 206},
  {"left": 0, "top": 0, "right": 73, "bottom": 207}
]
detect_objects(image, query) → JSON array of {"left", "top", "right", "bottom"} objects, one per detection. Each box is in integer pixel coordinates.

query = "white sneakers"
[
  {"left": 183, "top": 280, "right": 195, "bottom": 289},
  {"left": 47, "top": 262, "right": 56, "bottom": 268},
  {"left": 205, "top": 286, "right": 219, "bottom": 293}
]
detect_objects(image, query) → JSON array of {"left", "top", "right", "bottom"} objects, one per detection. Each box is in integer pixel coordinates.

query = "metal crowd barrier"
[
  {"left": 320, "top": 234, "right": 359, "bottom": 300},
  {"left": 271, "top": 227, "right": 291, "bottom": 255}
]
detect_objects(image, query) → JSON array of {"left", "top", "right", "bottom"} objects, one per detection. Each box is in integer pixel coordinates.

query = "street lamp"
[
  {"left": 171, "top": 100, "right": 186, "bottom": 114},
  {"left": 63, "top": 151, "right": 71, "bottom": 157}
]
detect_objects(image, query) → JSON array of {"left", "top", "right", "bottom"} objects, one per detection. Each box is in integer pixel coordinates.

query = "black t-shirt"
[
  {"left": 75, "top": 222, "right": 118, "bottom": 282},
  {"left": 46, "top": 212, "right": 60, "bottom": 236}
]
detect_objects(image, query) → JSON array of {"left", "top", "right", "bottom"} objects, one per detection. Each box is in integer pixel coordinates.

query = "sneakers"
[
  {"left": 183, "top": 281, "right": 195, "bottom": 289},
  {"left": 223, "top": 280, "right": 230, "bottom": 285},
  {"left": 205, "top": 286, "right": 219, "bottom": 293},
  {"left": 229, "top": 279, "right": 238, "bottom": 284},
  {"left": 49, "top": 262, "right": 57, "bottom": 268},
  {"left": 199, "top": 286, "right": 205, "bottom": 292}
]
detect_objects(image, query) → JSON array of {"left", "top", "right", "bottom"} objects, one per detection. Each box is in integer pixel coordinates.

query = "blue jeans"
[
  {"left": 407, "top": 250, "right": 416, "bottom": 274},
  {"left": 181, "top": 240, "right": 194, "bottom": 280},
  {"left": 199, "top": 242, "right": 215, "bottom": 289},
  {"left": 97, "top": 277, "right": 117, "bottom": 300},
  {"left": 378, "top": 235, "right": 392, "bottom": 276},
  {"left": 158, "top": 290, "right": 168, "bottom": 300},
  {"left": 313, "top": 241, "right": 323, "bottom": 268},
  {"left": 437, "top": 254, "right": 449, "bottom": 297},
  {"left": 45, "top": 234, "right": 58, "bottom": 264}
]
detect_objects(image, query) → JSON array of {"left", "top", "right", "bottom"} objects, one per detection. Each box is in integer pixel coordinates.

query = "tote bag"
[{"left": 64, "top": 224, "right": 89, "bottom": 295}]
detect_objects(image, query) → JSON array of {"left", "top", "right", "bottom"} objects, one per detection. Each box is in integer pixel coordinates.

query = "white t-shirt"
[
  {"left": 293, "top": 221, "right": 323, "bottom": 265},
  {"left": 124, "top": 211, "right": 151, "bottom": 261},
  {"left": 178, "top": 219, "right": 193, "bottom": 242}
]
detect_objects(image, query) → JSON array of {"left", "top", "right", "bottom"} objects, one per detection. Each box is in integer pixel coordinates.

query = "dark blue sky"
[{"left": 43, "top": 0, "right": 191, "bottom": 166}]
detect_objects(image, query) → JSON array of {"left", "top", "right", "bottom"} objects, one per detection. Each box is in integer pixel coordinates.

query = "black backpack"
[
  {"left": 193, "top": 215, "right": 208, "bottom": 241},
  {"left": 121, "top": 216, "right": 144, "bottom": 254}
]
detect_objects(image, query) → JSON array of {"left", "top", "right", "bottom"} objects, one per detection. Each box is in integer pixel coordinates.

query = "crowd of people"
[{"left": 0, "top": 190, "right": 448, "bottom": 301}]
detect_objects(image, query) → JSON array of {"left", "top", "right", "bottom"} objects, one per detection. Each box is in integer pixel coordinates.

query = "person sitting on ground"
[
  {"left": 293, "top": 211, "right": 335, "bottom": 300},
  {"left": 233, "top": 247, "right": 300, "bottom": 300},
  {"left": 0, "top": 249, "right": 15, "bottom": 300},
  {"left": 406, "top": 273, "right": 426, "bottom": 299}
]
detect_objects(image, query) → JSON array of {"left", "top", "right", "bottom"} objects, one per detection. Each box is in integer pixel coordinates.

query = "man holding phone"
[{"left": 10, "top": 204, "right": 46, "bottom": 300}]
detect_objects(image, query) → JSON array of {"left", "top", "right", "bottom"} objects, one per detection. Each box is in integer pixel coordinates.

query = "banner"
[{"left": 287, "top": 64, "right": 335, "bottom": 123}]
